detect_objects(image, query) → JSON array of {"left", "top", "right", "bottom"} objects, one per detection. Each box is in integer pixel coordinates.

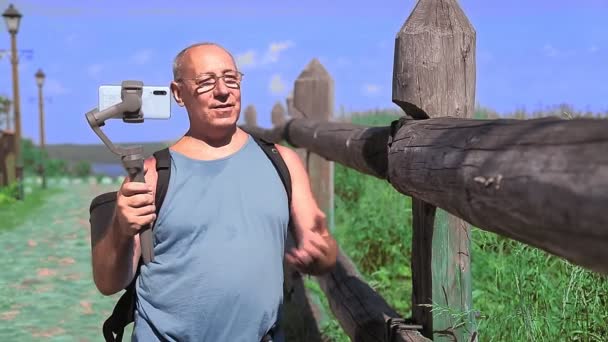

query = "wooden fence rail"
[
  {"left": 316, "top": 249, "right": 430, "bottom": 342},
  {"left": 242, "top": 116, "right": 608, "bottom": 275},
  {"left": 242, "top": 109, "right": 608, "bottom": 342}
]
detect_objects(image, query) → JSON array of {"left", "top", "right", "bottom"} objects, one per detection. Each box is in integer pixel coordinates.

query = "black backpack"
[{"left": 88, "top": 135, "right": 293, "bottom": 341}]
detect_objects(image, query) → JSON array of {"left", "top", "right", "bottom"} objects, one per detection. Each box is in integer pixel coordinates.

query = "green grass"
[
  {"left": 306, "top": 110, "right": 608, "bottom": 341},
  {"left": 471, "top": 230, "right": 608, "bottom": 341},
  {"left": 0, "top": 182, "right": 64, "bottom": 232}
]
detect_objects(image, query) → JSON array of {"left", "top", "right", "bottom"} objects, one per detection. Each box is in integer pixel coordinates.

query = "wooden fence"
[{"left": 239, "top": 0, "right": 608, "bottom": 341}]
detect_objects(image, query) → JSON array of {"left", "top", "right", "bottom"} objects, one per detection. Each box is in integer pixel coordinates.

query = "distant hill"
[{"left": 46, "top": 142, "right": 170, "bottom": 164}]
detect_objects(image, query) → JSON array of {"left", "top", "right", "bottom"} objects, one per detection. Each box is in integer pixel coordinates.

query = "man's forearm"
[{"left": 91, "top": 215, "right": 136, "bottom": 295}]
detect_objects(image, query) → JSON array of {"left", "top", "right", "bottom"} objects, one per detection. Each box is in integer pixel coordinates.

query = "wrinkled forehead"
[{"left": 181, "top": 46, "right": 237, "bottom": 77}]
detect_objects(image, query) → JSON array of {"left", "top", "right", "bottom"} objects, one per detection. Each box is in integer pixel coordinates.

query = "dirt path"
[{"left": 0, "top": 183, "right": 128, "bottom": 341}]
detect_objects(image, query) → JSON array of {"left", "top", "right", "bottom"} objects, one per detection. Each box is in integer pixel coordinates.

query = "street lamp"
[
  {"left": 3, "top": 3, "right": 23, "bottom": 199},
  {"left": 35, "top": 68, "right": 46, "bottom": 189}
]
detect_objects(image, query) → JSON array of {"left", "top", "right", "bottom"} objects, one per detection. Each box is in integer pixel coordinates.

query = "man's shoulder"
[
  {"left": 274, "top": 144, "right": 299, "bottom": 165},
  {"left": 274, "top": 144, "right": 305, "bottom": 174}
]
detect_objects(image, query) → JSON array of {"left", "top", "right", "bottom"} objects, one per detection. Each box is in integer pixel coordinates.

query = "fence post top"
[
  {"left": 398, "top": 0, "right": 474, "bottom": 35},
  {"left": 297, "top": 58, "right": 332, "bottom": 81},
  {"left": 244, "top": 104, "right": 256, "bottom": 114},
  {"left": 272, "top": 101, "right": 286, "bottom": 111}
]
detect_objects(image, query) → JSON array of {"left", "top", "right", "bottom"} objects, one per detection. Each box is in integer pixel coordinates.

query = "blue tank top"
[{"left": 133, "top": 134, "right": 290, "bottom": 342}]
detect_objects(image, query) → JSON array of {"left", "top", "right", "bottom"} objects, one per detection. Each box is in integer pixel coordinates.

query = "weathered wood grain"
[
  {"left": 392, "top": 0, "right": 477, "bottom": 338},
  {"left": 317, "top": 249, "right": 430, "bottom": 342},
  {"left": 244, "top": 104, "right": 257, "bottom": 126},
  {"left": 387, "top": 116, "right": 608, "bottom": 274},
  {"left": 271, "top": 102, "right": 287, "bottom": 126},
  {"left": 293, "top": 58, "right": 335, "bottom": 231},
  {"left": 283, "top": 118, "right": 390, "bottom": 179}
]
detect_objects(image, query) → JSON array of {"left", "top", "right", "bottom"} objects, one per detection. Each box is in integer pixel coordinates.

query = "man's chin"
[{"left": 210, "top": 116, "right": 238, "bottom": 128}]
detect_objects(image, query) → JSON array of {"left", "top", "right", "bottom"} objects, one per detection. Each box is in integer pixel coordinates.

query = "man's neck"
[{"left": 172, "top": 126, "right": 249, "bottom": 161}]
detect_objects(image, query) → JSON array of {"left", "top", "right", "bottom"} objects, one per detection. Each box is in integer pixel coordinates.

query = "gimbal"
[{"left": 85, "top": 80, "right": 154, "bottom": 264}]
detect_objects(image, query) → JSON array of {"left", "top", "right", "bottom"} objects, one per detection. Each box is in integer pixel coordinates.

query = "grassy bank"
[
  {"left": 0, "top": 182, "right": 64, "bottom": 232},
  {"left": 306, "top": 110, "right": 608, "bottom": 341}
]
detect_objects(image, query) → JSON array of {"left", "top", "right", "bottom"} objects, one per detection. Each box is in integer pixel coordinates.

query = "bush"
[
  {"left": 0, "top": 181, "right": 18, "bottom": 205},
  {"left": 17, "top": 137, "right": 91, "bottom": 178}
]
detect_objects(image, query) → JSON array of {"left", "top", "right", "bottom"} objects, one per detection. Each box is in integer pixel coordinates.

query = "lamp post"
[
  {"left": 3, "top": 4, "right": 23, "bottom": 199},
  {"left": 35, "top": 69, "right": 46, "bottom": 189}
]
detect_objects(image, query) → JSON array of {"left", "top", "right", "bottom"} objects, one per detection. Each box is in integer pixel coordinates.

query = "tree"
[{"left": 71, "top": 160, "right": 92, "bottom": 177}]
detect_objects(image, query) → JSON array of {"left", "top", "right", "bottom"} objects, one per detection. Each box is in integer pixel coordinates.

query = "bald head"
[{"left": 172, "top": 42, "right": 237, "bottom": 81}]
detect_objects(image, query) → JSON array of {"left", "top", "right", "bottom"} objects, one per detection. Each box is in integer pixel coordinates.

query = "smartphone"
[{"left": 98, "top": 85, "right": 172, "bottom": 119}]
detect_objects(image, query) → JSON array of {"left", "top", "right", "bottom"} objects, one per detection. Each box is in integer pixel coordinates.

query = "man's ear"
[{"left": 171, "top": 81, "right": 185, "bottom": 107}]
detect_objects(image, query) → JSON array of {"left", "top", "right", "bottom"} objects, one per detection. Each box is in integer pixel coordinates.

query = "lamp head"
[
  {"left": 2, "top": 4, "right": 22, "bottom": 34},
  {"left": 35, "top": 69, "right": 45, "bottom": 87}
]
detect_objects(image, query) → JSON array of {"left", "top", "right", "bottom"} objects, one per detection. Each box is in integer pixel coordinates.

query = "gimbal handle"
[{"left": 85, "top": 80, "right": 154, "bottom": 265}]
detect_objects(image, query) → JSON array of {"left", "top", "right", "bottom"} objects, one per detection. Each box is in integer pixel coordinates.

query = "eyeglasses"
[{"left": 177, "top": 71, "right": 244, "bottom": 94}]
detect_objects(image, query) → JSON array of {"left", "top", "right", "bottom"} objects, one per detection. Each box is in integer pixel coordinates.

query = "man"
[{"left": 90, "top": 42, "right": 338, "bottom": 341}]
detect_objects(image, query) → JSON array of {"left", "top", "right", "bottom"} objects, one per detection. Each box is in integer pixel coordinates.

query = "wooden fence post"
[
  {"left": 392, "top": 0, "right": 477, "bottom": 340},
  {"left": 286, "top": 91, "right": 309, "bottom": 165},
  {"left": 271, "top": 101, "right": 287, "bottom": 126},
  {"left": 293, "top": 58, "right": 335, "bottom": 232},
  {"left": 244, "top": 104, "right": 257, "bottom": 126}
]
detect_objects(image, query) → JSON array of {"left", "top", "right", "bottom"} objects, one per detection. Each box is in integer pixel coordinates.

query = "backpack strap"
[
  {"left": 101, "top": 148, "right": 172, "bottom": 342},
  {"left": 250, "top": 136, "right": 292, "bottom": 210},
  {"left": 250, "top": 135, "right": 295, "bottom": 338}
]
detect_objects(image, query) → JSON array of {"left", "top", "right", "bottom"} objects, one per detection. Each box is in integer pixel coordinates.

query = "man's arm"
[
  {"left": 91, "top": 207, "right": 141, "bottom": 295},
  {"left": 276, "top": 144, "right": 338, "bottom": 275},
  {"left": 90, "top": 157, "right": 156, "bottom": 295}
]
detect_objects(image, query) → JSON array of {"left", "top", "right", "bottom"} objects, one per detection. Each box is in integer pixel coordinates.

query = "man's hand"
[
  {"left": 285, "top": 209, "right": 337, "bottom": 275},
  {"left": 113, "top": 167, "right": 157, "bottom": 238},
  {"left": 274, "top": 143, "right": 338, "bottom": 276}
]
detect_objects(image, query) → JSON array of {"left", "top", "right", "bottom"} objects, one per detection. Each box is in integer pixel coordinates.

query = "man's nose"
[{"left": 213, "top": 79, "right": 230, "bottom": 96}]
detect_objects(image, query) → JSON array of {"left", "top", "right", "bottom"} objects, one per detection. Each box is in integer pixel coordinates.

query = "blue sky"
[{"left": 0, "top": 0, "right": 606, "bottom": 144}]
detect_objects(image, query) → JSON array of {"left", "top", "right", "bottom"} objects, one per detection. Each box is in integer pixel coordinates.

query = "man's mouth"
[{"left": 212, "top": 104, "right": 233, "bottom": 109}]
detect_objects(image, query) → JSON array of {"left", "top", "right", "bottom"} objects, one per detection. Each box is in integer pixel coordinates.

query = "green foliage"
[
  {"left": 471, "top": 229, "right": 608, "bottom": 341},
  {"left": 0, "top": 182, "right": 63, "bottom": 231},
  {"left": 0, "top": 181, "right": 19, "bottom": 205},
  {"left": 19, "top": 137, "right": 90, "bottom": 177},
  {"left": 72, "top": 160, "right": 92, "bottom": 177}
]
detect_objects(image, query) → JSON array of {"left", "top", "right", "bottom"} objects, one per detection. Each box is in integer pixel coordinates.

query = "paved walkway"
[{"left": 0, "top": 183, "right": 129, "bottom": 341}]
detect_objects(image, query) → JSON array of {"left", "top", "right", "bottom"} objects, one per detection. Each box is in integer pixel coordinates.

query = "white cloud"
[
  {"left": 236, "top": 50, "right": 257, "bottom": 69},
  {"left": 262, "top": 40, "right": 294, "bottom": 63},
  {"left": 362, "top": 84, "right": 381, "bottom": 96},
  {"left": 235, "top": 40, "right": 295, "bottom": 69},
  {"left": 87, "top": 64, "right": 103, "bottom": 78},
  {"left": 589, "top": 45, "right": 600, "bottom": 53},
  {"left": 45, "top": 79, "right": 70, "bottom": 95},
  {"left": 130, "top": 49, "right": 153, "bottom": 65},
  {"left": 543, "top": 44, "right": 559, "bottom": 57},
  {"left": 269, "top": 74, "right": 287, "bottom": 95}
]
